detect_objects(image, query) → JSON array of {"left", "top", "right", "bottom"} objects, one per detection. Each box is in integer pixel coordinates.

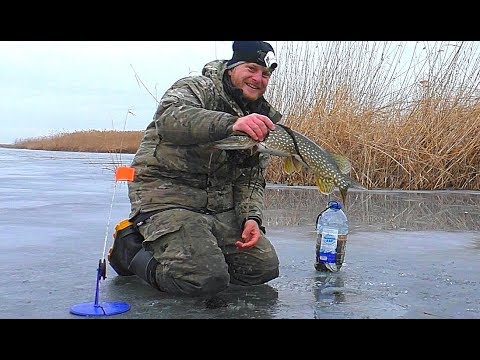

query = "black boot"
[
  {"left": 128, "top": 248, "right": 160, "bottom": 289},
  {"left": 108, "top": 220, "right": 144, "bottom": 276}
]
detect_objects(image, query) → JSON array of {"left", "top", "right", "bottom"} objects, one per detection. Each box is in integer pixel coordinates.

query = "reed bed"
[
  {"left": 13, "top": 130, "right": 143, "bottom": 154},
  {"left": 9, "top": 41, "right": 480, "bottom": 191}
]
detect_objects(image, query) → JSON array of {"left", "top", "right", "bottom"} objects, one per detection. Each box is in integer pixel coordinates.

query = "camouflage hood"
[{"left": 202, "top": 59, "right": 227, "bottom": 90}]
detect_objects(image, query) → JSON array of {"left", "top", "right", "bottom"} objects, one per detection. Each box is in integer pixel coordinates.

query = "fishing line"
[
  {"left": 279, "top": 123, "right": 308, "bottom": 165},
  {"left": 101, "top": 179, "right": 118, "bottom": 260}
]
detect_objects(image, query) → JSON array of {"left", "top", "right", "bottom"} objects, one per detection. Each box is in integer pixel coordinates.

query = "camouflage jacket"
[{"left": 128, "top": 60, "right": 282, "bottom": 228}]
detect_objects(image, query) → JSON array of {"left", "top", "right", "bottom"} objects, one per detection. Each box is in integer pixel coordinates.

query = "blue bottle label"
[{"left": 319, "top": 228, "right": 338, "bottom": 264}]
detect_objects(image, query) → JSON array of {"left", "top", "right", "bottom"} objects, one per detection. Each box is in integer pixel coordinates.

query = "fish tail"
[
  {"left": 340, "top": 176, "right": 365, "bottom": 206},
  {"left": 340, "top": 188, "right": 348, "bottom": 206}
]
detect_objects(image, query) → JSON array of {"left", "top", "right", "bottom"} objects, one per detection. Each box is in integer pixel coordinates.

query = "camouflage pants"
[{"left": 137, "top": 208, "right": 279, "bottom": 297}]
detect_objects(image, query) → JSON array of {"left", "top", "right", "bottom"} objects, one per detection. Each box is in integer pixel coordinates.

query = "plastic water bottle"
[{"left": 315, "top": 201, "right": 349, "bottom": 272}]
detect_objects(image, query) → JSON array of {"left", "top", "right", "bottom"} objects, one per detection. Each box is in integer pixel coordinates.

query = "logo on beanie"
[
  {"left": 263, "top": 51, "right": 277, "bottom": 71},
  {"left": 227, "top": 41, "right": 278, "bottom": 71}
]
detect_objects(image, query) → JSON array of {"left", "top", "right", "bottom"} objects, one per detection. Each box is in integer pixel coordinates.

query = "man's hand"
[
  {"left": 232, "top": 113, "right": 275, "bottom": 142},
  {"left": 235, "top": 219, "right": 261, "bottom": 250}
]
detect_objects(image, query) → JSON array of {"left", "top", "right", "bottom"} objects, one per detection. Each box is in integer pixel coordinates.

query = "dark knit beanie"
[{"left": 226, "top": 41, "right": 278, "bottom": 71}]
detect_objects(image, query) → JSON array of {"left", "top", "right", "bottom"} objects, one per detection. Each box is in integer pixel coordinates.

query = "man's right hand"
[{"left": 232, "top": 113, "right": 275, "bottom": 142}]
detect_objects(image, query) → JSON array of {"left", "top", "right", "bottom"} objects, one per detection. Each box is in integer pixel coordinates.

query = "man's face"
[{"left": 228, "top": 63, "right": 271, "bottom": 101}]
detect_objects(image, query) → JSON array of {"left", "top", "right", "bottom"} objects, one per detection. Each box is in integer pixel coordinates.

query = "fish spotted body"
[{"left": 212, "top": 124, "right": 363, "bottom": 204}]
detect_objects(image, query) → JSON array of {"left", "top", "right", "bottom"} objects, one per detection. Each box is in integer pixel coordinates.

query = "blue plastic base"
[{"left": 70, "top": 301, "right": 130, "bottom": 317}]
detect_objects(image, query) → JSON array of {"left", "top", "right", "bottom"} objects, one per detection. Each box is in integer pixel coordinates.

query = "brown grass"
[
  {"left": 12, "top": 130, "right": 143, "bottom": 154},
  {"left": 6, "top": 41, "right": 480, "bottom": 191}
]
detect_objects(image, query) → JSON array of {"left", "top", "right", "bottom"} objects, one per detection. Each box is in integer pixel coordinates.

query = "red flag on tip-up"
[{"left": 115, "top": 166, "right": 135, "bottom": 182}]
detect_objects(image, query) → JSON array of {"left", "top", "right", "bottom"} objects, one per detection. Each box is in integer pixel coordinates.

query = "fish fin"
[
  {"left": 331, "top": 154, "right": 352, "bottom": 174},
  {"left": 283, "top": 156, "right": 306, "bottom": 173},
  {"left": 283, "top": 157, "right": 298, "bottom": 174},
  {"left": 315, "top": 177, "right": 335, "bottom": 195},
  {"left": 291, "top": 156, "right": 305, "bottom": 171}
]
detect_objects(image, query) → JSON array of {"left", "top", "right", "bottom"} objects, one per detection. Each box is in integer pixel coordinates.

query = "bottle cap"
[{"left": 328, "top": 201, "right": 342, "bottom": 210}]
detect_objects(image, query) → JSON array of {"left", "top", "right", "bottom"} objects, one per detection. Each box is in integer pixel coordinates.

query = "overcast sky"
[{"left": 0, "top": 41, "right": 251, "bottom": 144}]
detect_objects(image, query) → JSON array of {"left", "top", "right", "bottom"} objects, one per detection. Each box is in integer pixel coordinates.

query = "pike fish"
[{"left": 212, "top": 124, "right": 363, "bottom": 205}]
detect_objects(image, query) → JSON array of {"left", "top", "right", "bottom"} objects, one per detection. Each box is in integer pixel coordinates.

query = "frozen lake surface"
[{"left": 1, "top": 148, "right": 479, "bottom": 319}]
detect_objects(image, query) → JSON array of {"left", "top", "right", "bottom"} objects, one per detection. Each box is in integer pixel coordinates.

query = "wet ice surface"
[{"left": 1, "top": 148, "right": 479, "bottom": 319}]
